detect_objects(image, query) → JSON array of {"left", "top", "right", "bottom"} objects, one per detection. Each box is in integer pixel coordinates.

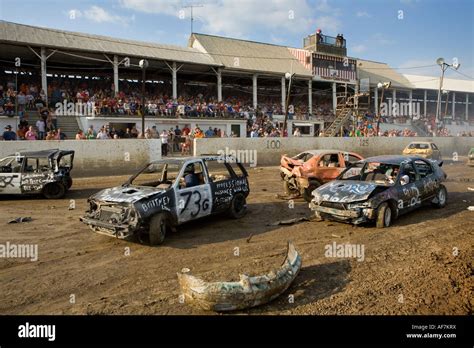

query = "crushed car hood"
[
  {"left": 91, "top": 186, "right": 165, "bottom": 204},
  {"left": 314, "top": 180, "right": 384, "bottom": 203}
]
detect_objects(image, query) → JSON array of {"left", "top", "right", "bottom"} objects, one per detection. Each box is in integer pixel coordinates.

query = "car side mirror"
[{"left": 400, "top": 175, "right": 410, "bottom": 186}]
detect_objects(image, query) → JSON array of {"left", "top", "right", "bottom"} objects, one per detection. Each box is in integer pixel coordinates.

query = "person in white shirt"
[
  {"left": 96, "top": 129, "right": 109, "bottom": 140},
  {"left": 160, "top": 130, "right": 169, "bottom": 156},
  {"left": 293, "top": 127, "right": 301, "bottom": 137}
]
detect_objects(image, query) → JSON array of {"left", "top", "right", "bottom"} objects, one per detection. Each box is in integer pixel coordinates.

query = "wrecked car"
[
  {"left": 177, "top": 241, "right": 301, "bottom": 311},
  {"left": 0, "top": 149, "right": 74, "bottom": 199},
  {"left": 309, "top": 155, "right": 447, "bottom": 228},
  {"left": 280, "top": 150, "right": 364, "bottom": 202},
  {"left": 402, "top": 141, "right": 441, "bottom": 161},
  {"left": 468, "top": 148, "right": 474, "bottom": 167},
  {"left": 80, "top": 156, "right": 249, "bottom": 245}
]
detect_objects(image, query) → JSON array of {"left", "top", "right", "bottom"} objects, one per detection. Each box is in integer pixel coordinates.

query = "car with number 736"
[{"left": 80, "top": 156, "right": 249, "bottom": 245}]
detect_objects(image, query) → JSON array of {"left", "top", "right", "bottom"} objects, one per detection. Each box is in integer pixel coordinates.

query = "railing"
[{"left": 304, "top": 34, "right": 346, "bottom": 48}]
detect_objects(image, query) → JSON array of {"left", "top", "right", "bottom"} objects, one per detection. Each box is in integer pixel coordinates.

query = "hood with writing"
[
  {"left": 91, "top": 185, "right": 165, "bottom": 204},
  {"left": 312, "top": 180, "right": 383, "bottom": 203}
]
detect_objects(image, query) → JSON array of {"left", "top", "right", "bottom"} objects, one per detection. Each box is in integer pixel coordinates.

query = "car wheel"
[
  {"left": 66, "top": 177, "right": 73, "bottom": 190},
  {"left": 149, "top": 213, "right": 168, "bottom": 245},
  {"left": 432, "top": 184, "right": 447, "bottom": 208},
  {"left": 376, "top": 202, "right": 392, "bottom": 228},
  {"left": 302, "top": 180, "right": 321, "bottom": 203},
  {"left": 43, "top": 183, "right": 66, "bottom": 199},
  {"left": 228, "top": 193, "right": 247, "bottom": 219}
]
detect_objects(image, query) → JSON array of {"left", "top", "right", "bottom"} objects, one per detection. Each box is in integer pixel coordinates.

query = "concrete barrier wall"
[
  {"left": 194, "top": 137, "right": 474, "bottom": 166},
  {"left": 0, "top": 139, "right": 162, "bottom": 177}
]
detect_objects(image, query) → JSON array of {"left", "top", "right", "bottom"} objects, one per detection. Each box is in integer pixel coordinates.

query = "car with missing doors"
[
  {"left": 309, "top": 155, "right": 447, "bottom": 228},
  {"left": 280, "top": 149, "right": 364, "bottom": 202},
  {"left": 0, "top": 149, "right": 74, "bottom": 199},
  {"left": 80, "top": 155, "right": 249, "bottom": 245}
]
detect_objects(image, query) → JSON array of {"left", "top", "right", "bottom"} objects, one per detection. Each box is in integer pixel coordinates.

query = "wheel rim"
[
  {"left": 160, "top": 220, "right": 166, "bottom": 235},
  {"left": 438, "top": 189, "right": 446, "bottom": 205},
  {"left": 384, "top": 207, "right": 391, "bottom": 226}
]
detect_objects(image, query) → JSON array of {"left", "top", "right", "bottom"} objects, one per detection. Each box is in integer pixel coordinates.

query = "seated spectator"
[
  {"left": 2, "top": 125, "right": 17, "bottom": 141},
  {"left": 25, "top": 126, "right": 37, "bottom": 140}
]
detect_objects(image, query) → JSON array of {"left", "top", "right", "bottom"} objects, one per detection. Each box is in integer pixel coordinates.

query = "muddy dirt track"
[{"left": 0, "top": 162, "right": 473, "bottom": 315}]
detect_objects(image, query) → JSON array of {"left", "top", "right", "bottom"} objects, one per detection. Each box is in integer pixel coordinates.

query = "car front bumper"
[
  {"left": 80, "top": 216, "right": 135, "bottom": 239},
  {"left": 309, "top": 201, "right": 376, "bottom": 224}
]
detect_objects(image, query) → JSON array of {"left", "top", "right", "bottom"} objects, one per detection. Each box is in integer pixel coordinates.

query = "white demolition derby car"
[{"left": 0, "top": 149, "right": 74, "bottom": 199}]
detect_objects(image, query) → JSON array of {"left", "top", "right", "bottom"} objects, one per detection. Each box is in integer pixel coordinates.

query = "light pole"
[
  {"left": 139, "top": 59, "right": 149, "bottom": 138},
  {"left": 376, "top": 81, "right": 391, "bottom": 136},
  {"left": 282, "top": 71, "right": 295, "bottom": 137},
  {"left": 435, "top": 57, "right": 460, "bottom": 124}
]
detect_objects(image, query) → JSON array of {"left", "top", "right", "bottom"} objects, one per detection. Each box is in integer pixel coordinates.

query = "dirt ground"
[{"left": 0, "top": 161, "right": 473, "bottom": 315}]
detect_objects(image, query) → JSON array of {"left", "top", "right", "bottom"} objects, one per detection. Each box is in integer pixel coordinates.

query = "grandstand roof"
[
  {"left": 0, "top": 21, "right": 218, "bottom": 67},
  {"left": 403, "top": 74, "right": 474, "bottom": 93},
  {"left": 357, "top": 59, "right": 414, "bottom": 89},
  {"left": 189, "top": 33, "right": 313, "bottom": 78}
]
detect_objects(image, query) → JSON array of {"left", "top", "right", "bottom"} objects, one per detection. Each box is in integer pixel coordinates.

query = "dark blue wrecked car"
[{"left": 309, "top": 155, "right": 447, "bottom": 228}]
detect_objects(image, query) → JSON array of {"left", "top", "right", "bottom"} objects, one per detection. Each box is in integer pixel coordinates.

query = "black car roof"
[{"left": 362, "top": 155, "right": 426, "bottom": 165}]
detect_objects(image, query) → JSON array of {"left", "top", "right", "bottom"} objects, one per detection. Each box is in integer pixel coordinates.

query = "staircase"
[
  {"left": 56, "top": 116, "right": 80, "bottom": 139},
  {"left": 324, "top": 93, "right": 356, "bottom": 137}
]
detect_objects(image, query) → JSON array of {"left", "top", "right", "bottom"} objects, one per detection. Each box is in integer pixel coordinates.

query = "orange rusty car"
[{"left": 280, "top": 150, "right": 364, "bottom": 202}]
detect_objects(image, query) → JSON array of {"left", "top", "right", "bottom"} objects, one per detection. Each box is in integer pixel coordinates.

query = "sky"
[{"left": 1, "top": 0, "right": 473, "bottom": 80}]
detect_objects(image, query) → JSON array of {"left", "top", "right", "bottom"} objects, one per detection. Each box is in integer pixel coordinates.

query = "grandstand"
[{"left": 1, "top": 20, "right": 473, "bottom": 139}]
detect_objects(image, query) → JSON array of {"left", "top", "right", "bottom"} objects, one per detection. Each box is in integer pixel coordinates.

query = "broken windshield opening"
[
  {"left": 339, "top": 162, "right": 400, "bottom": 186},
  {"left": 129, "top": 163, "right": 181, "bottom": 189}
]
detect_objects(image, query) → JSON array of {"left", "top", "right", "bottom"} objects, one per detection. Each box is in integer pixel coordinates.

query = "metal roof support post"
[
  {"left": 374, "top": 87, "right": 379, "bottom": 116},
  {"left": 332, "top": 82, "right": 337, "bottom": 113},
  {"left": 424, "top": 90, "right": 427, "bottom": 117},
  {"left": 466, "top": 94, "right": 469, "bottom": 121},
  {"left": 40, "top": 47, "right": 48, "bottom": 103},
  {"left": 165, "top": 61, "right": 183, "bottom": 102},
  {"left": 409, "top": 90, "right": 413, "bottom": 119},
  {"left": 393, "top": 89, "right": 397, "bottom": 108},
  {"left": 253, "top": 74, "right": 258, "bottom": 109},
  {"left": 281, "top": 76, "right": 286, "bottom": 111},
  {"left": 113, "top": 55, "right": 119, "bottom": 96},
  {"left": 308, "top": 79, "right": 313, "bottom": 117},
  {"left": 452, "top": 92, "right": 455, "bottom": 119},
  {"left": 172, "top": 62, "right": 178, "bottom": 101},
  {"left": 217, "top": 68, "right": 222, "bottom": 102}
]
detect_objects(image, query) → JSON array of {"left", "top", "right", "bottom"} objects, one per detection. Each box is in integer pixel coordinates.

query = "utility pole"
[{"left": 183, "top": 3, "right": 203, "bottom": 34}]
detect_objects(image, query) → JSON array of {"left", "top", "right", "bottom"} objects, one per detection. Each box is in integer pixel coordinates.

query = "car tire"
[
  {"left": 149, "top": 213, "right": 168, "bottom": 245},
  {"left": 66, "top": 177, "right": 73, "bottom": 190},
  {"left": 43, "top": 183, "right": 66, "bottom": 199},
  {"left": 432, "top": 184, "right": 448, "bottom": 208},
  {"left": 376, "top": 202, "right": 392, "bottom": 228},
  {"left": 302, "top": 180, "right": 321, "bottom": 203},
  {"left": 228, "top": 193, "right": 247, "bottom": 219}
]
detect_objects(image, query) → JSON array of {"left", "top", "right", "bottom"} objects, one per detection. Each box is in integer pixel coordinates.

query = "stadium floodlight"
[
  {"left": 285, "top": 72, "right": 292, "bottom": 80},
  {"left": 435, "top": 57, "right": 459, "bottom": 123},
  {"left": 139, "top": 59, "right": 149, "bottom": 69}
]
